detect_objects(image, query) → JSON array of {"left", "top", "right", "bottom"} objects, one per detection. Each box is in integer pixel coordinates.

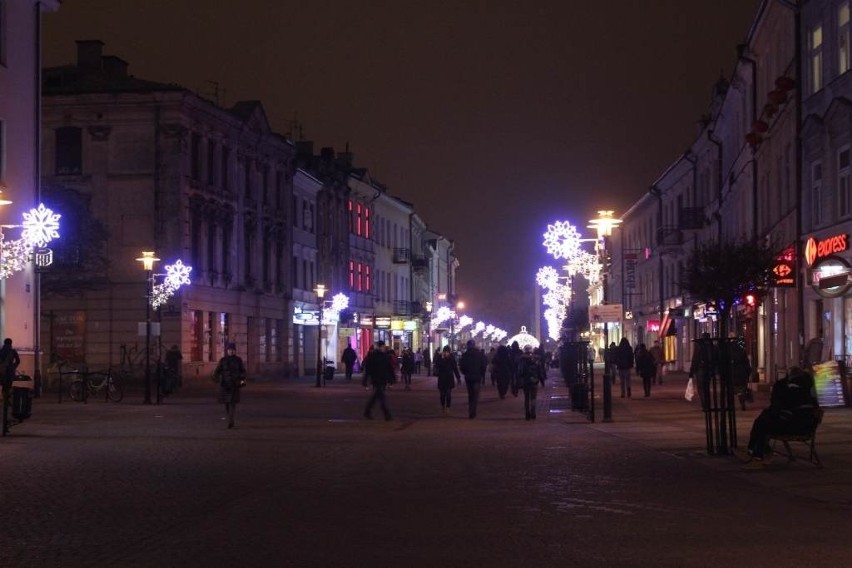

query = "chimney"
[
  {"left": 320, "top": 147, "right": 335, "bottom": 161},
  {"left": 76, "top": 40, "right": 105, "bottom": 71},
  {"left": 102, "top": 55, "right": 128, "bottom": 77}
]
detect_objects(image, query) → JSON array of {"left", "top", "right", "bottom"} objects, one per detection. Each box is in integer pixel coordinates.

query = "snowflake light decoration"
[
  {"left": 330, "top": 293, "right": 350, "bottom": 313},
  {"left": 471, "top": 321, "right": 486, "bottom": 337},
  {"left": 457, "top": 315, "right": 473, "bottom": 330},
  {"left": 543, "top": 221, "right": 583, "bottom": 261},
  {"left": 164, "top": 260, "right": 193, "bottom": 288},
  {"left": 150, "top": 259, "right": 193, "bottom": 309},
  {"left": 21, "top": 204, "right": 61, "bottom": 248},
  {"left": 431, "top": 306, "right": 454, "bottom": 327},
  {"left": 536, "top": 266, "right": 561, "bottom": 290}
]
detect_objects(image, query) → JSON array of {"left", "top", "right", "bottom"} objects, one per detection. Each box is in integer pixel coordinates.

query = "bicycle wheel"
[
  {"left": 106, "top": 377, "right": 124, "bottom": 402},
  {"left": 69, "top": 380, "right": 85, "bottom": 402}
]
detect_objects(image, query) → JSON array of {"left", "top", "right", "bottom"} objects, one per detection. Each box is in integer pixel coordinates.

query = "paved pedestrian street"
[{"left": 1, "top": 370, "right": 851, "bottom": 567}]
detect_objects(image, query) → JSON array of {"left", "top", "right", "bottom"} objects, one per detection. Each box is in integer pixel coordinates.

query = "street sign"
[{"left": 589, "top": 304, "right": 623, "bottom": 323}]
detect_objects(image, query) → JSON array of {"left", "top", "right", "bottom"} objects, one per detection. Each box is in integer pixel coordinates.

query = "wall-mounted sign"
[
  {"left": 374, "top": 316, "right": 392, "bottom": 329},
  {"left": 809, "top": 257, "right": 851, "bottom": 298},
  {"left": 589, "top": 304, "right": 622, "bottom": 323},
  {"left": 804, "top": 233, "right": 848, "bottom": 267},
  {"left": 772, "top": 261, "right": 796, "bottom": 287}
]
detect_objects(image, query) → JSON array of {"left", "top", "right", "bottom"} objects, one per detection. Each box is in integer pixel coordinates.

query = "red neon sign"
[{"left": 805, "top": 234, "right": 848, "bottom": 267}]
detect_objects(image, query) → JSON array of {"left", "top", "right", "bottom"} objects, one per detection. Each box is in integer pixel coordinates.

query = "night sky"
[{"left": 42, "top": 0, "right": 762, "bottom": 334}]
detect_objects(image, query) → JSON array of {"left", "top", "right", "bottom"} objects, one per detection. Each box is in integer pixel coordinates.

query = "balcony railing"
[{"left": 393, "top": 248, "right": 410, "bottom": 264}]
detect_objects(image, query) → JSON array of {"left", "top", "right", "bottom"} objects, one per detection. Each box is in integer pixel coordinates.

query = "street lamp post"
[
  {"left": 589, "top": 211, "right": 621, "bottom": 423},
  {"left": 314, "top": 284, "right": 327, "bottom": 387},
  {"left": 136, "top": 251, "right": 159, "bottom": 405},
  {"left": 424, "top": 301, "right": 433, "bottom": 371}
]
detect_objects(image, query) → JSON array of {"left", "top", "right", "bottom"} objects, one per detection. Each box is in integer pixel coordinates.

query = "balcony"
[
  {"left": 393, "top": 248, "right": 410, "bottom": 264},
  {"left": 656, "top": 226, "right": 684, "bottom": 256},
  {"left": 393, "top": 300, "right": 411, "bottom": 316},
  {"left": 411, "top": 255, "right": 428, "bottom": 272}
]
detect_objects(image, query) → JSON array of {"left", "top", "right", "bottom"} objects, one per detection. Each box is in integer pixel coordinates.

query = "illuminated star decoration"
[
  {"left": 542, "top": 221, "right": 583, "bottom": 260},
  {"left": 1, "top": 204, "right": 62, "bottom": 280},
  {"left": 151, "top": 260, "right": 193, "bottom": 309}
]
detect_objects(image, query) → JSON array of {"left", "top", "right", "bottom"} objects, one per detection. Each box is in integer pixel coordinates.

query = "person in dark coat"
[
  {"left": 634, "top": 343, "right": 656, "bottom": 397},
  {"left": 422, "top": 348, "right": 432, "bottom": 376},
  {"left": 341, "top": 344, "right": 358, "bottom": 381},
  {"left": 742, "top": 367, "right": 820, "bottom": 468},
  {"left": 509, "top": 341, "right": 523, "bottom": 397},
  {"left": 689, "top": 333, "right": 717, "bottom": 410},
  {"left": 401, "top": 348, "right": 415, "bottom": 390},
  {"left": 435, "top": 345, "right": 461, "bottom": 414},
  {"left": 214, "top": 343, "right": 246, "bottom": 429},
  {"left": 615, "top": 337, "right": 634, "bottom": 398},
  {"left": 728, "top": 337, "right": 752, "bottom": 408},
  {"left": 518, "top": 346, "right": 546, "bottom": 420},
  {"left": 362, "top": 341, "right": 395, "bottom": 420},
  {"left": 605, "top": 341, "right": 618, "bottom": 385},
  {"left": 459, "top": 339, "right": 487, "bottom": 419},
  {"left": 490, "top": 345, "right": 514, "bottom": 399},
  {"left": 0, "top": 338, "right": 21, "bottom": 435},
  {"left": 164, "top": 344, "right": 183, "bottom": 395}
]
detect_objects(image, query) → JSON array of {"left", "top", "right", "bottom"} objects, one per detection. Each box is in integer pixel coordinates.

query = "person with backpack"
[
  {"left": 490, "top": 345, "right": 514, "bottom": 399},
  {"left": 435, "top": 345, "right": 461, "bottom": 414},
  {"left": 362, "top": 341, "right": 395, "bottom": 420},
  {"left": 459, "top": 339, "right": 487, "bottom": 419},
  {"left": 509, "top": 341, "right": 523, "bottom": 397},
  {"left": 518, "top": 345, "right": 546, "bottom": 420}
]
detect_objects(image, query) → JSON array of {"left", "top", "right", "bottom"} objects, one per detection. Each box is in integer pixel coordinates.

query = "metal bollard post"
[{"left": 602, "top": 366, "right": 613, "bottom": 422}]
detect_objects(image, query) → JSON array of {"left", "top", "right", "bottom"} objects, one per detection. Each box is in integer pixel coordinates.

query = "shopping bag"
[{"left": 684, "top": 377, "right": 695, "bottom": 402}]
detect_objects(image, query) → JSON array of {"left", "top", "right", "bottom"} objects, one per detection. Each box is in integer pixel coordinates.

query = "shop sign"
[
  {"left": 804, "top": 233, "right": 848, "bottom": 267},
  {"left": 646, "top": 320, "right": 660, "bottom": 332},
  {"left": 403, "top": 320, "right": 418, "bottom": 331},
  {"left": 771, "top": 261, "right": 795, "bottom": 287},
  {"left": 391, "top": 320, "right": 404, "bottom": 331},
  {"left": 812, "top": 360, "right": 848, "bottom": 408},
  {"left": 293, "top": 307, "right": 319, "bottom": 325},
  {"left": 360, "top": 316, "right": 373, "bottom": 327},
  {"left": 374, "top": 316, "right": 392, "bottom": 329}
]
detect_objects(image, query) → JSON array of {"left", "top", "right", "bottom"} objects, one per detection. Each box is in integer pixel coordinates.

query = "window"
[
  {"left": 810, "top": 24, "right": 824, "bottom": 93},
  {"left": 365, "top": 265, "right": 371, "bottom": 292},
  {"left": 207, "top": 139, "right": 217, "bottom": 185},
  {"left": 349, "top": 260, "right": 355, "bottom": 290},
  {"left": 812, "top": 161, "right": 823, "bottom": 226},
  {"left": 356, "top": 203, "right": 362, "bottom": 236},
  {"left": 190, "top": 133, "right": 201, "bottom": 180},
  {"left": 0, "top": 1, "right": 6, "bottom": 66},
  {"left": 221, "top": 146, "right": 230, "bottom": 191},
  {"left": 364, "top": 206, "right": 371, "bottom": 239},
  {"left": 348, "top": 200, "right": 353, "bottom": 233},
  {"left": 841, "top": 2, "right": 851, "bottom": 75},
  {"left": 839, "top": 148, "right": 851, "bottom": 218},
  {"left": 0, "top": 119, "right": 5, "bottom": 182},
  {"left": 55, "top": 127, "right": 82, "bottom": 175}
]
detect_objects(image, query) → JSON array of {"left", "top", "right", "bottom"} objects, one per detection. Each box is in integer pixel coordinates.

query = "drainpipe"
[
  {"left": 737, "top": 45, "right": 760, "bottom": 241},
  {"left": 649, "top": 185, "right": 665, "bottom": 331},
  {"left": 707, "top": 129, "right": 724, "bottom": 241}
]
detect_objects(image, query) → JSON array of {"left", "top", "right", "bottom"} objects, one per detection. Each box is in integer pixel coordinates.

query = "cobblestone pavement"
[{"left": 1, "top": 369, "right": 850, "bottom": 567}]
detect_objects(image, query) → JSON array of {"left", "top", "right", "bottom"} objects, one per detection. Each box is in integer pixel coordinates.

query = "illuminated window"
[
  {"left": 365, "top": 206, "right": 371, "bottom": 239},
  {"left": 812, "top": 161, "right": 823, "bottom": 226},
  {"left": 811, "top": 24, "right": 824, "bottom": 93},
  {"left": 357, "top": 262, "right": 363, "bottom": 291},
  {"left": 839, "top": 148, "right": 851, "bottom": 218},
  {"left": 348, "top": 200, "right": 354, "bottom": 233},
  {"left": 356, "top": 203, "right": 362, "bottom": 236},
  {"left": 349, "top": 261, "right": 355, "bottom": 290},
  {"left": 365, "top": 265, "right": 371, "bottom": 292},
  {"left": 841, "top": 2, "right": 851, "bottom": 75}
]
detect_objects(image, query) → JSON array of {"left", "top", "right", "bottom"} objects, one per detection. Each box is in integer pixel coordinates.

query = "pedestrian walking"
[
  {"left": 688, "top": 333, "right": 717, "bottom": 410},
  {"left": 491, "top": 345, "right": 514, "bottom": 399},
  {"left": 509, "top": 341, "right": 523, "bottom": 397},
  {"left": 606, "top": 341, "right": 618, "bottom": 385},
  {"left": 635, "top": 343, "right": 655, "bottom": 397},
  {"left": 435, "top": 345, "right": 461, "bottom": 414},
  {"left": 401, "top": 348, "right": 415, "bottom": 390},
  {"left": 422, "top": 348, "right": 431, "bottom": 376},
  {"left": 649, "top": 340, "right": 664, "bottom": 385},
  {"left": 414, "top": 349, "right": 422, "bottom": 375},
  {"left": 341, "top": 344, "right": 358, "bottom": 381},
  {"left": 214, "top": 342, "right": 246, "bottom": 429},
  {"left": 362, "top": 341, "right": 395, "bottom": 420},
  {"left": 518, "top": 345, "right": 546, "bottom": 420},
  {"left": 459, "top": 339, "right": 487, "bottom": 419},
  {"left": 486, "top": 347, "right": 496, "bottom": 386},
  {"left": 729, "top": 336, "right": 753, "bottom": 409},
  {"left": 615, "top": 337, "right": 634, "bottom": 398},
  {"left": 0, "top": 338, "right": 21, "bottom": 435}
]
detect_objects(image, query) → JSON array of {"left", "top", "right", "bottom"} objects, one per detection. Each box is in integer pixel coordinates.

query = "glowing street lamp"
[
  {"left": 314, "top": 284, "right": 327, "bottom": 387},
  {"left": 588, "top": 210, "right": 621, "bottom": 423},
  {"left": 136, "top": 251, "right": 160, "bottom": 405}
]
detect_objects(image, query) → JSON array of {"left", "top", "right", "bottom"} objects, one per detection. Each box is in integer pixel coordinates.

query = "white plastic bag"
[{"left": 684, "top": 377, "right": 695, "bottom": 402}]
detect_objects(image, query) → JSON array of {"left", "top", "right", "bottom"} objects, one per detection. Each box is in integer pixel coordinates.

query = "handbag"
[
  {"left": 684, "top": 377, "right": 695, "bottom": 402},
  {"left": 238, "top": 378, "right": 247, "bottom": 388}
]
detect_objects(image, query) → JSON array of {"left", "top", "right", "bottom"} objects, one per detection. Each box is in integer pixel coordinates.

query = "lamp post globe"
[{"left": 314, "top": 284, "right": 327, "bottom": 387}]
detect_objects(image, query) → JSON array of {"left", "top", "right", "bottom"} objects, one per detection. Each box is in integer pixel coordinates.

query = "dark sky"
[{"left": 42, "top": 0, "right": 762, "bottom": 333}]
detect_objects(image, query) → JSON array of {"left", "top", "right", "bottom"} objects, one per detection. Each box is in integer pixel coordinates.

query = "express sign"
[{"left": 804, "top": 234, "right": 848, "bottom": 267}]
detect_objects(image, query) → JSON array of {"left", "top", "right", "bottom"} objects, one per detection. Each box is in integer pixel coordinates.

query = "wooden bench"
[{"left": 769, "top": 407, "right": 824, "bottom": 468}]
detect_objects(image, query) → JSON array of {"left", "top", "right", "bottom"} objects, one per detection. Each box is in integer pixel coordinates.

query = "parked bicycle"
[{"left": 69, "top": 370, "right": 123, "bottom": 403}]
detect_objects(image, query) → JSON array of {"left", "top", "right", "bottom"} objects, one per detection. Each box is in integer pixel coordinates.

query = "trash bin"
[
  {"left": 323, "top": 361, "right": 335, "bottom": 382},
  {"left": 11, "top": 375, "right": 34, "bottom": 421}
]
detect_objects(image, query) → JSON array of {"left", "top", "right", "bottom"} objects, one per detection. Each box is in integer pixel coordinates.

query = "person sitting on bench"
[{"left": 742, "top": 366, "right": 820, "bottom": 468}]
